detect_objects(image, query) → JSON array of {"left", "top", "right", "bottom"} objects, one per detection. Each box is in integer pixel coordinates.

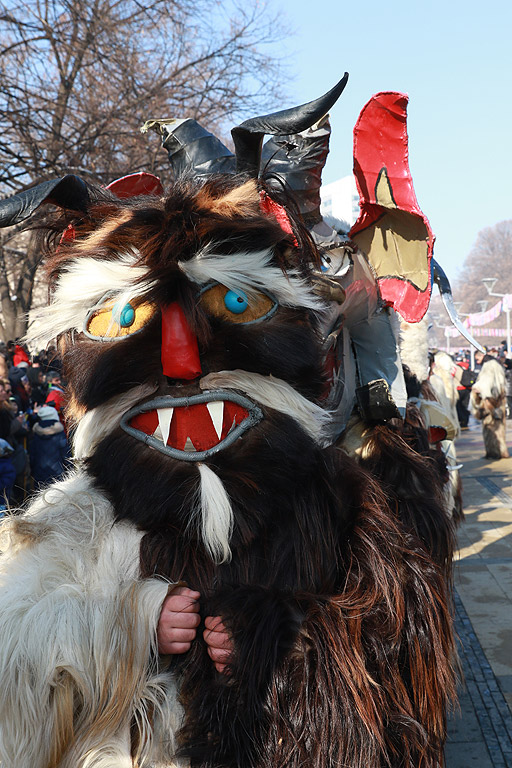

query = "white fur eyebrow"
[
  {"left": 28, "top": 251, "right": 155, "bottom": 346},
  {"left": 179, "top": 245, "right": 325, "bottom": 311}
]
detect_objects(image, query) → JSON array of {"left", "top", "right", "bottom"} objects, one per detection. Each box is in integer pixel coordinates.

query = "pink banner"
[
  {"left": 445, "top": 326, "right": 509, "bottom": 338},
  {"left": 443, "top": 294, "right": 512, "bottom": 338},
  {"left": 467, "top": 299, "right": 503, "bottom": 326}
]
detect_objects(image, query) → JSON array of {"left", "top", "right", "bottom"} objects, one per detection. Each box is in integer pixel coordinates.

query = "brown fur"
[
  {"left": 195, "top": 179, "right": 260, "bottom": 218},
  {"left": 472, "top": 392, "right": 509, "bottom": 459}
]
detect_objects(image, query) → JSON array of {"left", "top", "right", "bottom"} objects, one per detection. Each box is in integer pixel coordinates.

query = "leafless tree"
[
  {"left": 452, "top": 220, "right": 512, "bottom": 313},
  {"left": 428, "top": 220, "right": 512, "bottom": 349},
  {"left": 0, "top": 0, "right": 287, "bottom": 339}
]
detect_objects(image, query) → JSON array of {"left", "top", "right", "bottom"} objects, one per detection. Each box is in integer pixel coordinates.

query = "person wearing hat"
[{"left": 29, "top": 405, "right": 70, "bottom": 489}]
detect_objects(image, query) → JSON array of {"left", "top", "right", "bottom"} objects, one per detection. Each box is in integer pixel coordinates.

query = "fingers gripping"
[
  {"left": 157, "top": 586, "right": 201, "bottom": 655},
  {"left": 204, "top": 616, "right": 233, "bottom": 674},
  {"left": 156, "top": 587, "right": 234, "bottom": 673}
]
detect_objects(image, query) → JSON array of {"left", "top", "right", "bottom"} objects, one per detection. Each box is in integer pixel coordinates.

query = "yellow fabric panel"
[{"left": 352, "top": 209, "right": 429, "bottom": 292}]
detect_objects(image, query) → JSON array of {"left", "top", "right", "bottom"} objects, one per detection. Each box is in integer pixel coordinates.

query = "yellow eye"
[
  {"left": 85, "top": 297, "right": 156, "bottom": 340},
  {"left": 199, "top": 284, "right": 277, "bottom": 325}
]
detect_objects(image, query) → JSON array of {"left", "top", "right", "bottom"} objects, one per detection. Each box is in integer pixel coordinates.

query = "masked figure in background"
[
  {"left": 0, "top": 75, "right": 456, "bottom": 768},
  {"left": 472, "top": 357, "right": 509, "bottom": 459}
]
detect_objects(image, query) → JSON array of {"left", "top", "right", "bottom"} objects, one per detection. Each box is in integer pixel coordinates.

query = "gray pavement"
[{"left": 445, "top": 420, "right": 512, "bottom": 767}]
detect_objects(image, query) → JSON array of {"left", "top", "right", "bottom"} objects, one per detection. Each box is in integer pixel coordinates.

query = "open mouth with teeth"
[{"left": 120, "top": 390, "right": 263, "bottom": 461}]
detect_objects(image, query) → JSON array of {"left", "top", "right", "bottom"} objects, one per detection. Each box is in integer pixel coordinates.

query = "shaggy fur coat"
[{"left": 472, "top": 359, "right": 509, "bottom": 459}]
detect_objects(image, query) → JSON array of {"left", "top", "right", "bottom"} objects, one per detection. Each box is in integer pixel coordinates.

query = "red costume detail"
[
  {"left": 161, "top": 302, "right": 202, "bottom": 380},
  {"left": 350, "top": 92, "right": 434, "bottom": 322},
  {"left": 130, "top": 401, "right": 248, "bottom": 452},
  {"left": 106, "top": 172, "right": 164, "bottom": 199},
  {"left": 259, "top": 190, "right": 298, "bottom": 246},
  {"left": 12, "top": 344, "right": 30, "bottom": 366}
]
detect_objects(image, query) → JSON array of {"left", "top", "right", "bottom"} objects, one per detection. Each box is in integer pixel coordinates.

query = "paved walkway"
[{"left": 445, "top": 420, "right": 512, "bottom": 767}]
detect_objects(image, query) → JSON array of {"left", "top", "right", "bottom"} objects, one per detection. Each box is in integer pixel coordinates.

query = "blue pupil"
[
  {"left": 224, "top": 289, "right": 249, "bottom": 314},
  {"left": 113, "top": 302, "right": 135, "bottom": 328}
]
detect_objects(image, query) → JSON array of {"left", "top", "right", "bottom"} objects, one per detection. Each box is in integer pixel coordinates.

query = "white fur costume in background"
[
  {"left": 0, "top": 472, "right": 185, "bottom": 768},
  {"left": 471, "top": 359, "right": 509, "bottom": 460},
  {"left": 399, "top": 320, "right": 461, "bottom": 515}
]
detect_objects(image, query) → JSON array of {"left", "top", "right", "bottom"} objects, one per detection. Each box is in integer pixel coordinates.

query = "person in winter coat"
[
  {"left": 27, "top": 365, "right": 48, "bottom": 408},
  {"left": 0, "top": 381, "right": 17, "bottom": 507},
  {"left": 29, "top": 406, "right": 70, "bottom": 488},
  {"left": 0, "top": 377, "right": 30, "bottom": 501},
  {"left": 44, "top": 370, "right": 66, "bottom": 424},
  {"left": 8, "top": 366, "right": 34, "bottom": 414},
  {"left": 12, "top": 342, "right": 30, "bottom": 368}
]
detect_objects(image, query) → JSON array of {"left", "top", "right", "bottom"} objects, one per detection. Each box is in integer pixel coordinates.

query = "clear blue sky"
[{"left": 271, "top": 0, "right": 511, "bottom": 283}]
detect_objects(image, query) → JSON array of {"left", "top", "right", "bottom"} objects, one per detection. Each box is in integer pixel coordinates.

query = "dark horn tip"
[{"left": 232, "top": 73, "right": 349, "bottom": 176}]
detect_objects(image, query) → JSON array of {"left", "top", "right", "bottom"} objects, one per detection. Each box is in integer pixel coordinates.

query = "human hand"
[
  {"left": 157, "top": 586, "right": 201, "bottom": 655},
  {"left": 204, "top": 616, "right": 233, "bottom": 674}
]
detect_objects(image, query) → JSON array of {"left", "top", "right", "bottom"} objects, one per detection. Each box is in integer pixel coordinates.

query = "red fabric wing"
[{"left": 349, "top": 92, "right": 434, "bottom": 322}]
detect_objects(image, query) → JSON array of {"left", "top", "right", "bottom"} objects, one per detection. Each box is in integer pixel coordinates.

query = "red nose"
[{"left": 161, "top": 302, "right": 202, "bottom": 380}]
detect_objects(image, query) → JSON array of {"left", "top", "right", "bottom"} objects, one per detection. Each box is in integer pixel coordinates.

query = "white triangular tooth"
[
  {"left": 206, "top": 401, "right": 224, "bottom": 439},
  {"left": 157, "top": 408, "right": 173, "bottom": 445},
  {"left": 153, "top": 424, "right": 163, "bottom": 441},
  {"left": 184, "top": 436, "right": 196, "bottom": 452}
]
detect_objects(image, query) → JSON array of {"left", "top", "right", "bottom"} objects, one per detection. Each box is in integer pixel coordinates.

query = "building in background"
[{"left": 320, "top": 174, "right": 359, "bottom": 227}]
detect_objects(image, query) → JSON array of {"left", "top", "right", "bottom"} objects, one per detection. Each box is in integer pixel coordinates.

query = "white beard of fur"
[
  {"left": 73, "top": 383, "right": 158, "bottom": 458},
  {"left": 179, "top": 244, "right": 325, "bottom": 312},
  {"left": 200, "top": 369, "right": 331, "bottom": 446},
  {"left": 196, "top": 463, "right": 233, "bottom": 564},
  {"left": 27, "top": 252, "right": 155, "bottom": 347}
]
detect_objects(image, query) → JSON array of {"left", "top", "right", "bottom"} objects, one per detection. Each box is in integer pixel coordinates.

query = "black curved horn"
[
  {"left": 0, "top": 175, "right": 89, "bottom": 228},
  {"left": 142, "top": 119, "right": 235, "bottom": 178},
  {"left": 232, "top": 73, "right": 349, "bottom": 177}
]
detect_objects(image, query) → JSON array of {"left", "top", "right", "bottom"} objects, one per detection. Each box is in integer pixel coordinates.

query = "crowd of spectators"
[{"left": 0, "top": 340, "right": 70, "bottom": 510}]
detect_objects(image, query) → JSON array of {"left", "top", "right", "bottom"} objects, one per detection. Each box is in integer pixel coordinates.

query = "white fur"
[
  {"left": 179, "top": 245, "right": 325, "bottom": 311},
  {"left": 27, "top": 252, "right": 155, "bottom": 346},
  {"left": 197, "top": 463, "right": 233, "bottom": 563},
  {"left": 472, "top": 359, "right": 506, "bottom": 402},
  {"left": 0, "top": 472, "right": 183, "bottom": 767},
  {"left": 399, "top": 317, "right": 430, "bottom": 382},
  {"left": 322, "top": 213, "right": 351, "bottom": 236},
  {"left": 200, "top": 369, "right": 331, "bottom": 446},
  {"left": 73, "top": 383, "right": 158, "bottom": 458}
]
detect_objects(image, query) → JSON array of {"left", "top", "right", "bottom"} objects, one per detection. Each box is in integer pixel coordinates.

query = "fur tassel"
[{"left": 197, "top": 463, "right": 233, "bottom": 564}]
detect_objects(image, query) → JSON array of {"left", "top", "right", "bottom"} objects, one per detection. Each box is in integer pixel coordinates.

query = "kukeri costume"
[
  {"left": 1, "top": 75, "right": 461, "bottom": 767},
  {"left": 472, "top": 358, "right": 509, "bottom": 459}
]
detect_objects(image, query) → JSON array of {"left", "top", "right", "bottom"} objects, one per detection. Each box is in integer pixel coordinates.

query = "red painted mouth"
[{"left": 130, "top": 399, "right": 249, "bottom": 453}]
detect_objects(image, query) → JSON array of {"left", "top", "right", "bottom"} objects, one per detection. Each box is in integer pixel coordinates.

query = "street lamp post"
[
  {"left": 454, "top": 302, "right": 475, "bottom": 369},
  {"left": 482, "top": 278, "right": 510, "bottom": 355}
]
